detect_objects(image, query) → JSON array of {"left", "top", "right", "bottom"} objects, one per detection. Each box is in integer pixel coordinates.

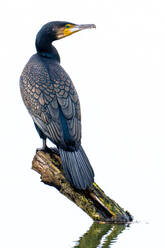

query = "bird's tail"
[{"left": 59, "top": 145, "right": 94, "bottom": 190}]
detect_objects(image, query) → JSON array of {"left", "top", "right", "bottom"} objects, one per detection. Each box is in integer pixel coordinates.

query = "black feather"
[
  {"left": 20, "top": 21, "right": 95, "bottom": 190},
  {"left": 59, "top": 145, "right": 94, "bottom": 190}
]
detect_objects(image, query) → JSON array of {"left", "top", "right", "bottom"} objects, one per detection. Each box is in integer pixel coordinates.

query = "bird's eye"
[{"left": 65, "top": 24, "right": 70, "bottom": 29}]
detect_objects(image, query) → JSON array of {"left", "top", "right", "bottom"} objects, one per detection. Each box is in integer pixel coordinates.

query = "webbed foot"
[{"left": 36, "top": 146, "right": 59, "bottom": 155}]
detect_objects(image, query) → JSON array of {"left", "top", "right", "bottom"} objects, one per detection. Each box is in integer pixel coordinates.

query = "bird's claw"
[{"left": 36, "top": 146, "right": 59, "bottom": 155}]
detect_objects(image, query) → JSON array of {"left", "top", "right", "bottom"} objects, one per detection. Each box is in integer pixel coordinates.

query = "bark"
[{"left": 32, "top": 149, "right": 133, "bottom": 223}]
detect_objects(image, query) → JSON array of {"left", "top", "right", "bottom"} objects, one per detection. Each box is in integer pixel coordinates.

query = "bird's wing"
[
  {"left": 20, "top": 54, "right": 81, "bottom": 147},
  {"left": 47, "top": 61, "right": 81, "bottom": 144}
]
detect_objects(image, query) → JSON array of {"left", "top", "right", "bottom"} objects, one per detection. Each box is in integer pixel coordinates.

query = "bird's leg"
[
  {"left": 41, "top": 137, "right": 53, "bottom": 152},
  {"left": 36, "top": 138, "right": 59, "bottom": 155},
  {"left": 42, "top": 138, "right": 59, "bottom": 154},
  {"left": 42, "top": 137, "right": 47, "bottom": 150},
  {"left": 36, "top": 138, "right": 48, "bottom": 152}
]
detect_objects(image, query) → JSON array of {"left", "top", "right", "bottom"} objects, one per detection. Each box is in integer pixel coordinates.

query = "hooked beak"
[
  {"left": 57, "top": 23, "right": 96, "bottom": 40},
  {"left": 70, "top": 24, "right": 96, "bottom": 33},
  {"left": 63, "top": 23, "right": 96, "bottom": 38}
]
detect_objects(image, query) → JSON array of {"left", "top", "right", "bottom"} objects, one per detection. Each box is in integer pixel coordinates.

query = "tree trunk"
[{"left": 32, "top": 149, "right": 133, "bottom": 223}]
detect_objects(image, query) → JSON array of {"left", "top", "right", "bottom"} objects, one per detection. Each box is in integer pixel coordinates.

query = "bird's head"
[
  {"left": 36, "top": 21, "right": 96, "bottom": 42},
  {"left": 35, "top": 21, "right": 96, "bottom": 58}
]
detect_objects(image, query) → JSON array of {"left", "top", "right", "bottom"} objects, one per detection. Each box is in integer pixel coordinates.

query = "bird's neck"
[{"left": 35, "top": 36, "right": 60, "bottom": 62}]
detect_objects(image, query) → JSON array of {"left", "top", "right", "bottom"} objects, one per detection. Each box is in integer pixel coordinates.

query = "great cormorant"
[{"left": 20, "top": 21, "right": 96, "bottom": 190}]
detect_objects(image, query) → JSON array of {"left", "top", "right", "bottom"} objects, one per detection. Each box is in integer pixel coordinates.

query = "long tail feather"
[{"left": 59, "top": 145, "right": 94, "bottom": 190}]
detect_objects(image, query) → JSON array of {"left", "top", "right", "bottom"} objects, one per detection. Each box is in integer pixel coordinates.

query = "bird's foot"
[{"left": 36, "top": 146, "right": 59, "bottom": 155}]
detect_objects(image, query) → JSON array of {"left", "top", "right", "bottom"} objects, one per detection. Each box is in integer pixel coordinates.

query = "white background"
[{"left": 0, "top": 0, "right": 165, "bottom": 247}]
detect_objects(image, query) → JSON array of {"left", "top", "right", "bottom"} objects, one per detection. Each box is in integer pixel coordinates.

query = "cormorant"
[{"left": 20, "top": 21, "right": 96, "bottom": 190}]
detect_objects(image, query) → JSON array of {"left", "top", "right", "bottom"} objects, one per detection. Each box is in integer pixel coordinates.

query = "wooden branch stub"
[{"left": 32, "top": 150, "right": 133, "bottom": 223}]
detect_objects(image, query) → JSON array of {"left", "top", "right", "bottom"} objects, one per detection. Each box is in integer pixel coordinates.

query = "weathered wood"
[{"left": 32, "top": 149, "right": 133, "bottom": 223}]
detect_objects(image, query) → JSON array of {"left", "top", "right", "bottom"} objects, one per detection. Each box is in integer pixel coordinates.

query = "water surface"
[
  {"left": 72, "top": 221, "right": 163, "bottom": 248},
  {"left": 74, "top": 222, "right": 128, "bottom": 247}
]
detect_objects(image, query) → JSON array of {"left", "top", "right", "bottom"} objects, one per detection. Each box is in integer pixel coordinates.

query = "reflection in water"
[{"left": 74, "top": 222, "right": 128, "bottom": 248}]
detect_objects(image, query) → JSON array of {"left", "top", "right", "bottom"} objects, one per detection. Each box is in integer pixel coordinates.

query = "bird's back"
[{"left": 20, "top": 54, "right": 81, "bottom": 150}]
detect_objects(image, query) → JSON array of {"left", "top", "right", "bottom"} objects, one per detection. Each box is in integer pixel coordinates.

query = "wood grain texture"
[{"left": 32, "top": 150, "right": 133, "bottom": 223}]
